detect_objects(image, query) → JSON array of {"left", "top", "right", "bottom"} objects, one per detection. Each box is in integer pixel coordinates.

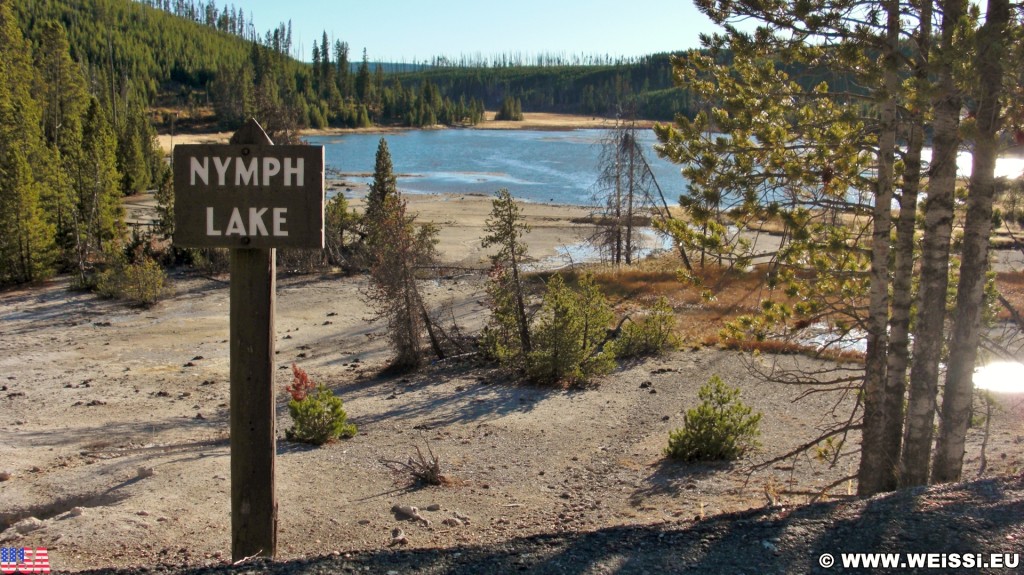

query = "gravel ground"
[
  {"left": 72, "top": 475, "right": 1024, "bottom": 574},
  {"left": 2, "top": 272, "right": 1022, "bottom": 574}
]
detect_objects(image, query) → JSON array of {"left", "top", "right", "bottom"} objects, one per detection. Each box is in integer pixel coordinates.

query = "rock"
[
  {"left": 14, "top": 517, "right": 44, "bottom": 534},
  {"left": 442, "top": 517, "right": 462, "bottom": 527},
  {"left": 137, "top": 510, "right": 150, "bottom": 516},
  {"left": 357, "top": 519, "right": 371, "bottom": 525},
  {"left": 389, "top": 527, "right": 409, "bottom": 546},
  {"left": 391, "top": 505, "right": 429, "bottom": 525},
  {"left": 0, "top": 471, "right": 10, "bottom": 481},
  {"left": 426, "top": 504, "right": 441, "bottom": 512},
  {"left": 639, "top": 381, "right": 652, "bottom": 389},
  {"left": 137, "top": 466, "right": 156, "bottom": 479}
]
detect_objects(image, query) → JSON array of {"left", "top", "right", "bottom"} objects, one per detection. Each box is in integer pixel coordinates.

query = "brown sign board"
[{"left": 173, "top": 144, "right": 325, "bottom": 249}]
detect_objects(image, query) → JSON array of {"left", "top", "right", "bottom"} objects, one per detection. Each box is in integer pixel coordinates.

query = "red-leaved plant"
[{"left": 285, "top": 363, "right": 317, "bottom": 401}]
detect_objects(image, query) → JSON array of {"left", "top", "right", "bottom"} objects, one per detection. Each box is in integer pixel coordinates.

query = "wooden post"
[
  {"left": 172, "top": 118, "right": 323, "bottom": 561},
  {"left": 228, "top": 119, "right": 277, "bottom": 561}
]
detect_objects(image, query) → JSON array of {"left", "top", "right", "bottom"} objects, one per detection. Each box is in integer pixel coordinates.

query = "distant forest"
[{"left": 14, "top": 0, "right": 705, "bottom": 138}]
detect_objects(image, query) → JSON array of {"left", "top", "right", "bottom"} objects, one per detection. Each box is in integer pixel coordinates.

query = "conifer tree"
[
  {"left": 527, "top": 273, "right": 615, "bottom": 385},
  {"left": 0, "top": 2, "right": 56, "bottom": 284},
  {"left": 34, "top": 19, "right": 88, "bottom": 263},
  {"left": 117, "top": 106, "right": 153, "bottom": 195},
  {"left": 481, "top": 189, "right": 533, "bottom": 365},
  {"left": 364, "top": 137, "right": 397, "bottom": 241},
  {"left": 70, "top": 97, "right": 124, "bottom": 281}
]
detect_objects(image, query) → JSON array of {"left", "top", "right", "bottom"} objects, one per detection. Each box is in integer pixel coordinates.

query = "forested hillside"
[
  {"left": 1, "top": 0, "right": 169, "bottom": 287},
  {"left": 15, "top": 0, "right": 704, "bottom": 132}
]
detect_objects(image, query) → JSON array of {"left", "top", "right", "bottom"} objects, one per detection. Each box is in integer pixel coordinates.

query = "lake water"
[
  {"left": 309, "top": 129, "right": 1024, "bottom": 207},
  {"left": 307, "top": 129, "right": 687, "bottom": 205}
]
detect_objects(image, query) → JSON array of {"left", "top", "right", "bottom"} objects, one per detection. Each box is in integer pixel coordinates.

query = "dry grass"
[
  {"left": 996, "top": 271, "right": 1024, "bottom": 322},
  {"left": 552, "top": 256, "right": 779, "bottom": 346},
  {"left": 381, "top": 445, "right": 452, "bottom": 486}
]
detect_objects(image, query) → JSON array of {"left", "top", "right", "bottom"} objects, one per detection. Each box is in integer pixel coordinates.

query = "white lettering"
[
  {"left": 284, "top": 158, "right": 303, "bottom": 186},
  {"left": 273, "top": 208, "right": 288, "bottom": 236},
  {"left": 205, "top": 207, "right": 221, "bottom": 235},
  {"left": 262, "top": 157, "right": 281, "bottom": 186},
  {"left": 213, "top": 157, "right": 231, "bottom": 186},
  {"left": 236, "top": 157, "right": 258, "bottom": 186},
  {"left": 248, "top": 207, "right": 269, "bottom": 236},
  {"left": 190, "top": 157, "right": 209, "bottom": 186},
  {"left": 225, "top": 207, "right": 246, "bottom": 235}
]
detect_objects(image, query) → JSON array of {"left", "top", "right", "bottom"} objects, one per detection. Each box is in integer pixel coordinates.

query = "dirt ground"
[{"left": 2, "top": 213, "right": 1023, "bottom": 572}]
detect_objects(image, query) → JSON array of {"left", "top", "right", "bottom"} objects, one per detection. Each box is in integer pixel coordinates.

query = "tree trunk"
[
  {"left": 933, "top": 0, "right": 1009, "bottom": 484},
  {"left": 857, "top": 0, "right": 899, "bottom": 496},
  {"left": 881, "top": 0, "right": 931, "bottom": 492},
  {"left": 625, "top": 137, "right": 635, "bottom": 265},
  {"left": 509, "top": 243, "right": 532, "bottom": 355},
  {"left": 901, "top": 0, "right": 966, "bottom": 487},
  {"left": 420, "top": 302, "right": 446, "bottom": 361}
]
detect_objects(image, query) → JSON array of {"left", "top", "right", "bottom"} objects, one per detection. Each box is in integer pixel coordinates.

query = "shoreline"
[{"left": 157, "top": 112, "right": 658, "bottom": 153}]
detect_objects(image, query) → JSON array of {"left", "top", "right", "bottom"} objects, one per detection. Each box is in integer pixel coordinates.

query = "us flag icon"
[{"left": 0, "top": 547, "right": 50, "bottom": 574}]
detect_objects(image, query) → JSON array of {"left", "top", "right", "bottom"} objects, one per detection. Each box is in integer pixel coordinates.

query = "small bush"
[
  {"left": 284, "top": 364, "right": 356, "bottom": 445},
  {"left": 666, "top": 375, "right": 762, "bottom": 462},
  {"left": 527, "top": 273, "right": 615, "bottom": 385},
  {"left": 96, "top": 256, "right": 167, "bottom": 305},
  {"left": 614, "top": 297, "right": 678, "bottom": 358}
]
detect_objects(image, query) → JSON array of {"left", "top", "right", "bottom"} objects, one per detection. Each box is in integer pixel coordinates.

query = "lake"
[
  {"left": 309, "top": 129, "right": 1024, "bottom": 207},
  {"left": 307, "top": 129, "right": 687, "bottom": 205}
]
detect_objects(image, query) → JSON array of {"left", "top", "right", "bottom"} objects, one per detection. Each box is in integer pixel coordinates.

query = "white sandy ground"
[{"left": 1, "top": 240, "right": 1023, "bottom": 571}]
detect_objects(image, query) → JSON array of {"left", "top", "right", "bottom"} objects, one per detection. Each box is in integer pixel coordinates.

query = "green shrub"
[
  {"left": 614, "top": 296, "right": 678, "bottom": 358},
  {"left": 527, "top": 273, "right": 615, "bottom": 385},
  {"left": 666, "top": 375, "right": 762, "bottom": 462},
  {"left": 284, "top": 364, "right": 356, "bottom": 445},
  {"left": 96, "top": 256, "right": 167, "bottom": 305}
]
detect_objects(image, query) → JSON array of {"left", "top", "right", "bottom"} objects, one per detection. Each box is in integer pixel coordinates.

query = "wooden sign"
[
  {"left": 173, "top": 144, "right": 325, "bottom": 249},
  {"left": 168, "top": 118, "right": 329, "bottom": 562}
]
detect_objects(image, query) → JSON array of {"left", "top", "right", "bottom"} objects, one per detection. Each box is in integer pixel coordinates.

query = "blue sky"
[{"left": 229, "top": 0, "right": 720, "bottom": 63}]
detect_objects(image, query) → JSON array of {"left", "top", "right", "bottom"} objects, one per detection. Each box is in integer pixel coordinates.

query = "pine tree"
[
  {"left": 70, "top": 97, "right": 124, "bottom": 281},
  {"left": 0, "top": 2, "right": 56, "bottom": 284},
  {"left": 527, "top": 274, "right": 615, "bottom": 385},
  {"left": 117, "top": 106, "right": 152, "bottom": 195},
  {"left": 655, "top": 0, "right": 913, "bottom": 496},
  {"left": 355, "top": 48, "right": 371, "bottom": 103},
  {"left": 481, "top": 189, "right": 533, "bottom": 365},
  {"left": 364, "top": 137, "right": 397, "bottom": 240},
  {"left": 34, "top": 19, "right": 88, "bottom": 261}
]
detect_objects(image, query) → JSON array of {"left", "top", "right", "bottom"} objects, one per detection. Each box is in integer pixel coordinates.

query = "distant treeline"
[
  {"left": 15, "top": 0, "right": 851, "bottom": 133},
  {"left": 15, "top": 0, "right": 709, "bottom": 136},
  {"left": 396, "top": 55, "right": 700, "bottom": 120}
]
